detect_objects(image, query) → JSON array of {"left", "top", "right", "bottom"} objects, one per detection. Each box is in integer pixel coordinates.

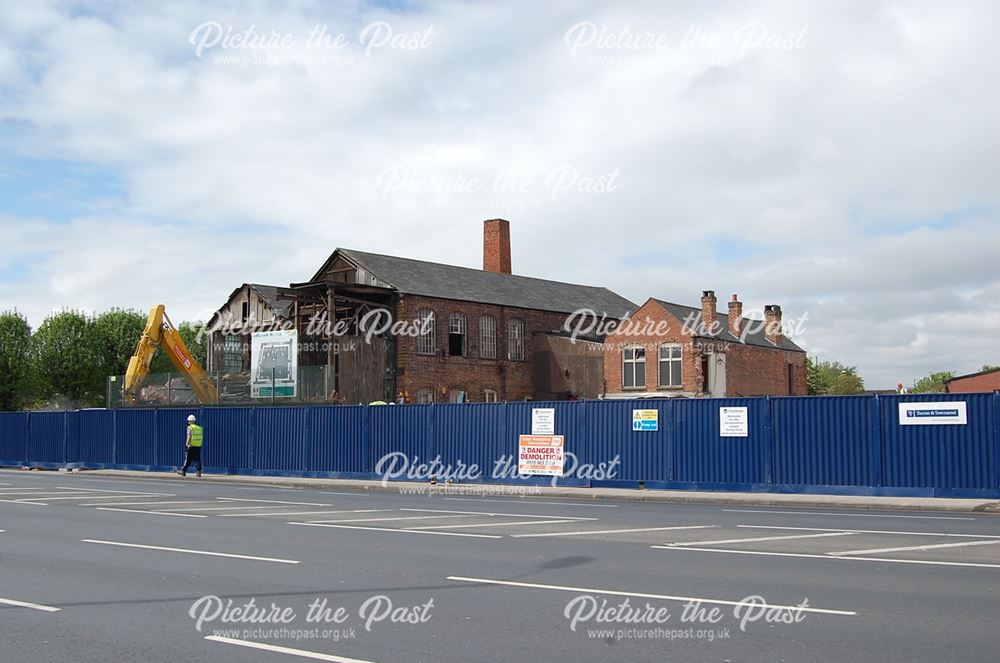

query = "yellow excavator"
[{"left": 123, "top": 305, "right": 218, "bottom": 404}]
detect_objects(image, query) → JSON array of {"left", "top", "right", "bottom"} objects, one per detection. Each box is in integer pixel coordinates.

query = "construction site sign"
[
  {"left": 518, "top": 435, "right": 565, "bottom": 476},
  {"left": 251, "top": 329, "right": 298, "bottom": 398}
]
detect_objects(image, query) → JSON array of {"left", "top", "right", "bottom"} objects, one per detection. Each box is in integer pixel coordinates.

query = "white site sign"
[
  {"left": 898, "top": 401, "right": 968, "bottom": 426},
  {"left": 251, "top": 329, "right": 298, "bottom": 398},
  {"left": 719, "top": 406, "right": 749, "bottom": 437},
  {"left": 532, "top": 408, "right": 555, "bottom": 435}
]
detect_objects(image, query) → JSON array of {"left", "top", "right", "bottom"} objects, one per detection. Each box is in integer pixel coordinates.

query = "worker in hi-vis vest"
[{"left": 177, "top": 414, "right": 203, "bottom": 478}]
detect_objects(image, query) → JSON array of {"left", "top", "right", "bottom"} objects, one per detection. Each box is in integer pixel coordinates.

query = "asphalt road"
[{"left": 2, "top": 469, "right": 1000, "bottom": 663}]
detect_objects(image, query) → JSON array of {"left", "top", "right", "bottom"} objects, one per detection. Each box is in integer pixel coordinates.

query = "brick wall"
[
  {"left": 945, "top": 370, "right": 1000, "bottom": 393},
  {"left": 394, "top": 294, "right": 567, "bottom": 402},
  {"left": 603, "top": 299, "right": 807, "bottom": 397}
]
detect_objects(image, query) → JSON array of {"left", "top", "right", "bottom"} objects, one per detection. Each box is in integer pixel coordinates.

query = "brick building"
[
  {"left": 602, "top": 291, "right": 807, "bottom": 398},
  {"left": 207, "top": 219, "right": 635, "bottom": 403},
  {"left": 944, "top": 367, "right": 1000, "bottom": 393}
]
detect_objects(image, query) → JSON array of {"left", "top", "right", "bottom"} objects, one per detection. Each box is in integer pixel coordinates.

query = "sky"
[{"left": 0, "top": 0, "right": 997, "bottom": 389}]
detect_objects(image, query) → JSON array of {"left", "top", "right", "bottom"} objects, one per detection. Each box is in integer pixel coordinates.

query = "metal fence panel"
[
  {"left": 308, "top": 405, "right": 369, "bottom": 474},
  {"left": 584, "top": 399, "right": 671, "bottom": 483},
  {"left": 771, "top": 396, "right": 873, "bottom": 487},
  {"left": 156, "top": 409, "right": 198, "bottom": 470},
  {"left": 115, "top": 409, "right": 157, "bottom": 466},
  {"left": 198, "top": 407, "right": 253, "bottom": 472},
  {"left": 254, "top": 407, "right": 306, "bottom": 473},
  {"left": 369, "top": 405, "right": 430, "bottom": 479},
  {"left": 78, "top": 410, "right": 115, "bottom": 464},
  {"left": 673, "top": 398, "right": 767, "bottom": 486},
  {"left": 0, "top": 411, "right": 29, "bottom": 464},
  {"left": 881, "top": 393, "right": 994, "bottom": 490},
  {"left": 27, "top": 412, "right": 66, "bottom": 465},
  {"left": 504, "top": 401, "right": 584, "bottom": 485},
  {"left": 433, "top": 403, "right": 506, "bottom": 483}
]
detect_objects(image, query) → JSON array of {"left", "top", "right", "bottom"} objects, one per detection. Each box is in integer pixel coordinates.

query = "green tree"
[
  {"left": 911, "top": 371, "right": 955, "bottom": 394},
  {"left": 148, "top": 320, "right": 208, "bottom": 374},
  {"left": 982, "top": 364, "right": 999, "bottom": 372},
  {"left": 806, "top": 356, "right": 865, "bottom": 395},
  {"left": 0, "top": 310, "right": 35, "bottom": 410},
  {"left": 33, "top": 310, "right": 102, "bottom": 408},
  {"left": 92, "top": 308, "right": 146, "bottom": 380}
]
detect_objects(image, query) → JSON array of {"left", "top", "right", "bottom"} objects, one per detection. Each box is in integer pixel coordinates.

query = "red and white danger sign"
[{"left": 518, "top": 435, "right": 565, "bottom": 476}]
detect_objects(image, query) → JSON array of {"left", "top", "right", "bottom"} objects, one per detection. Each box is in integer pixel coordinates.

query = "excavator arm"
[{"left": 123, "top": 305, "right": 218, "bottom": 404}]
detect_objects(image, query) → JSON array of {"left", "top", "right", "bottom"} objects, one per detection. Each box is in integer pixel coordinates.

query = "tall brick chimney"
[
  {"left": 764, "top": 304, "right": 783, "bottom": 345},
  {"left": 728, "top": 294, "right": 743, "bottom": 338},
  {"left": 701, "top": 290, "right": 718, "bottom": 334},
  {"left": 483, "top": 219, "right": 511, "bottom": 274}
]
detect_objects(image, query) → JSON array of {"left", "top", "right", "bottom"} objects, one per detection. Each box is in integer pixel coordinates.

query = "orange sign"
[{"left": 518, "top": 435, "right": 565, "bottom": 476}]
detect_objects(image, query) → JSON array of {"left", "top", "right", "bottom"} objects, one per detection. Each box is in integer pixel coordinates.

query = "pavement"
[
  {"left": 3, "top": 467, "right": 1000, "bottom": 662},
  {"left": 55, "top": 468, "right": 1000, "bottom": 512}
]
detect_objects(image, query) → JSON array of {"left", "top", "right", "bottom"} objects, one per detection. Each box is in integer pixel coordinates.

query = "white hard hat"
[{"left": 187, "top": 414, "right": 197, "bottom": 422}]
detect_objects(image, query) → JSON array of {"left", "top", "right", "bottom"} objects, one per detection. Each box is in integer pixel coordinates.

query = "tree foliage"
[
  {"left": 806, "top": 356, "right": 866, "bottom": 395},
  {"left": 92, "top": 308, "right": 146, "bottom": 379},
  {"left": 911, "top": 371, "right": 955, "bottom": 394},
  {"left": 33, "top": 310, "right": 103, "bottom": 407},
  {"left": 0, "top": 310, "right": 35, "bottom": 410}
]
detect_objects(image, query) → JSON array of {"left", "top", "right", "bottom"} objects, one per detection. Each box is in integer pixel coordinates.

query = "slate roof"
[
  {"left": 335, "top": 248, "right": 636, "bottom": 317},
  {"left": 652, "top": 298, "right": 805, "bottom": 352}
]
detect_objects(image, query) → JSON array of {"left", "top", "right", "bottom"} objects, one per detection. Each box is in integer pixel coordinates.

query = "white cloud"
[{"left": 0, "top": 0, "right": 998, "bottom": 388}]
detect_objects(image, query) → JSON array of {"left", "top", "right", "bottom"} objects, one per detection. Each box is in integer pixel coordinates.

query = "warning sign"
[
  {"left": 719, "top": 406, "right": 748, "bottom": 437},
  {"left": 632, "top": 409, "right": 658, "bottom": 431},
  {"left": 518, "top": 435, "right": 565, "bottom": 476}
]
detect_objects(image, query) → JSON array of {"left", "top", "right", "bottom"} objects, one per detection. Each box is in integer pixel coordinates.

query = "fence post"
[
  {"left": 993, "top": 391, "right": 1000, "bottom": 493},
  {"left": 870, "top": 394, "right": 884, "bottom": 490},
  {"left": 303, "top": 405, "right": 312, "bottom": 473},
  {"left": 762, "top": 397, "right": 773, "bottom": 489}
]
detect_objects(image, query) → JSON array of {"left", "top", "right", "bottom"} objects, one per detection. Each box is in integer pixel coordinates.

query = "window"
[
  {"left": 416, "top": 309, "right": 436, "bottom": 355},
  {"left": 448, "top": 389, "right": 468, "bottom": 403},
  {"left": 222, "top": 334, "right": 243, "bottom": 373},
  {"left": 416, "top": 387, "right": 436, "bottom": 404},
  {"left": 483, "top": 388, "right": 498, "bottom": 403},
  {"left": 448, "top": 313, "right": 467, "bottom": 356},
  {"left": 507, "top": 318, "right": 524, "bottom": 361},
  {"left": 623, "top": 346, "right": 646, "bottom": 388},
  {"left": 658, "top": 344, "right": 682, "bottom": 388},
  {"left": 479, "top": 315, "right": 497, "bottom": 359},
  {"left": 241, "top": 301, "right": 249, "bottom": 321}
]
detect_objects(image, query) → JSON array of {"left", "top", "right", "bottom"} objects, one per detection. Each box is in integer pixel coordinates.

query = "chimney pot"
[
  {"left": 728, "top": 294, "right": 743, "bottom": 338},
  {"left": 483, "top": 219, "right": 512, "bottom": 274},
  {"left": 764, "top": 304, "right": 783, "bottom": 345}
]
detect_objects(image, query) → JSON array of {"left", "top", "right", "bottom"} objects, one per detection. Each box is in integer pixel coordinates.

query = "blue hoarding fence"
[{"left": 1, "top": 393, "right": 998, "bottom": 498}]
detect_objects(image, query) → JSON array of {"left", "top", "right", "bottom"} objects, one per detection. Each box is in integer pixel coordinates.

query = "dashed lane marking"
[
  {"left": 288, "top": 522, "right": 503, "bottom": 539},
  {"left": 512, "top": 525, "right": 718, "bottom": 539},
  {"left": 82, "top": 539, "right": 300, "bottom": 564},
  {"left": 205, "top": 636, "right": 376, "bottom": 662}
]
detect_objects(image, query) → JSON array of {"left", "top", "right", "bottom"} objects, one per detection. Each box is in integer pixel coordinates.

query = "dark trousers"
[{"left": 181, "top": 446, "right": 202, "bottom": 474}]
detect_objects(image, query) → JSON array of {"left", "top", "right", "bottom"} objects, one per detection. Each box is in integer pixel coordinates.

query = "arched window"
[
  {"left": 448, "top": 313, "right": 467, "bottom": 356},
  {"left": 479, "top": 315, "right": 496, "bottom": 359},
  {"left": 507, "top": 318, "right": 524, "bottom": 361}
]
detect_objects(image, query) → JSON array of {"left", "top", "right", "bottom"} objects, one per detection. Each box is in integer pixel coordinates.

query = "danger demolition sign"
[{"left": 518, "top": 435, "right": 565, "bottom": 476}]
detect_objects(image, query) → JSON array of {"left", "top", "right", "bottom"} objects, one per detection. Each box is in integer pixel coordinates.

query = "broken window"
[
  {"left": 623, "top": 346, "right": 646, "bottom": 388},
  {"left": 507, "top": 318, "right": 524, "bottom": 361},
  {"left": 416, "top": 309, "right": 436, "bottom": 355},
  {"left": 483, "top": 388, "right": 498, "bottom": 403},
  {"left": 416, "top": 387, "right": 436, "bottom": 403},
  {"left": 448, "top": 313, "right": 467, "bottom": 356},
  {"left": 222, "top": 334, "right": 243, "bottom": 373}
]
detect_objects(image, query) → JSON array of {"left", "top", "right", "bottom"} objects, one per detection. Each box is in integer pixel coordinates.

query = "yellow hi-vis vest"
[{"left": 188, "top": 424, "right": 204, "bottom": 447}]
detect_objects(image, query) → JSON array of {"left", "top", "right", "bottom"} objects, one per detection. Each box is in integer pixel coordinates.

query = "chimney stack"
[
  {"left": 764, "top": 304, "right": 783, "bottom": 345},
  {"left": 483, "top": 219, "right": 512, "bottom": 274},
  {"left": 701, "top": 290, "right": 718, "bottom": 334},
  {"left": 728, "top": 294, "right": 743, "bottom": 338}
]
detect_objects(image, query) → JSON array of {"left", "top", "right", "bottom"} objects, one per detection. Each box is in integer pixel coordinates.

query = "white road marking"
[
  {"left": 446, "top": 576, "right": 856, "bottom": 616},
  {"left": 673, "top": 532, "right": 857, "bottom": 546},
  {"left": 409, "top": 519, "right": 581, "bottom": 530},
  {"left": 146, "top": 505, "right": 300, "bottom": 513},
  {"left": 0, "top": 482, "right": 10, "bottom": 485},
  {"left": 232, "top": 486, "right": 368, "bottom": 497},
  {"left": 0, "top": 499, "right": 48, "bottom": 505},
  {"left": 0, "top": 597, "right": 61, "bottom": 612},
  {"left": 512, "top": 525, "right": 719, "bottom": 539},
  {"left": 82, "top": 539, "right": 300, "bottom": 564},
  {"left": 399, "top": 508, "right": 595, "bottom": 521},
  {"left": 0, "top": 488, "right": 49, "bottom": 493},
  {"left": 651, "top": 545, "right": 1000, "bottom": 569},
  {"left": 217, "top": 497, "right": 334, "bottom": 506},
  {"left": 737, "top": 524, "right": 1000, "bottom": 539},
  {"left": 442, "top": 497, "right": 619, "bottom": 508},
  {"left": 219, "top": 509, "right": 391, "bottom": 518},
  {"left": 205, "top": 636, "right": 376, "bottom": 662},
  {"left": 830, "top": 539, "right": 1000, "bottom": 556},
  {"left": 56, "top": 486, "right": 173, "bottom": 495},
  {"left": 14, "top": 494, "right": 158, "bottom": 502},
  {"left": 0, "top": 529, "right": 5, "bottom": 533},
  {"left": 722, "top": 509, "right": 975, "bottom": 521},
  {"left": 96, "top": 507, "right": 207, "bottom": 518},
  {"left": 78, "top": 477, "right": 189, "bottom": 486},
  {"left": 289, "top": 522, "right": 503, "bottom": 539},
  {"left": 78, "top": 500, "right": 207, "bottom": 507},
  {"left": 307, "top": 515, "right": 470, "bottom": 524}
]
